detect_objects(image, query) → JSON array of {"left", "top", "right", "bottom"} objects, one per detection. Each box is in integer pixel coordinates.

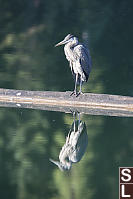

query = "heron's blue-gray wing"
[{"left": 74, "top": 44, "right": 92, "bottom": 81}]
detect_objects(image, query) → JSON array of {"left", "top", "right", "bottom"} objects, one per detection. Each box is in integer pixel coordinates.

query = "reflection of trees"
[
  {"left": 0, "top": 0, "right": 133, "bottom": 199},
  {"left": 0, "top": 109, "right": 59, "bottom": 198}
]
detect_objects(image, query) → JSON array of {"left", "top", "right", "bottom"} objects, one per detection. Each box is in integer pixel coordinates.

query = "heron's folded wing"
[{"left": 74, "top": 44, "right": 92, "bottom": 81}]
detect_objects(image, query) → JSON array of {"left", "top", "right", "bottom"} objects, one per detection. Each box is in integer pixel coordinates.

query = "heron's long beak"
[
  {"left": 49, "top": 158, "right": 65, "bottom": 171},
  {"left": 49, "top": 159, "right": 60, "bottom": 166},
  {"left": 55, "top": 39, "right": 67, "bottom": 47}
]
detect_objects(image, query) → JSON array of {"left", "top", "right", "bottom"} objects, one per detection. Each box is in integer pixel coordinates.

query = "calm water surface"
[
  {"left": 0, "top": 107, "right": 132, "bottom": 199},
  {"left": 0, "top": 0, "right": 133, "bottom": 198}
]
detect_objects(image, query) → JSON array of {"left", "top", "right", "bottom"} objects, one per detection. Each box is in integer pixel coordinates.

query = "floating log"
[{"left": 0, "top": 88, "right": 133, "bottom": 117}]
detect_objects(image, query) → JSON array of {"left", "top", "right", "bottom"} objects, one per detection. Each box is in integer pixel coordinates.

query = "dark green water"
[{"left": 0, "top": 0, "right": 133, "bottom": 198}]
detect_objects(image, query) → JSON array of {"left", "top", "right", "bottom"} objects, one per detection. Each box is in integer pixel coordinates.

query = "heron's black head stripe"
[{"left": 65, "top": 34, "right": 74, "bottom": 40}]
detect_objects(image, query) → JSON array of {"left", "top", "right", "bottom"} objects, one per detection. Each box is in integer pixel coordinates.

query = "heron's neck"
[
  {"left": 64, "top": 42, "right": 78, "bottom": 62},
  {"left": 61, "top": 161, "right": 72, "bottom": 170},
  {"left": 66, "top": 41, "right": 78, "bottom": 49}
]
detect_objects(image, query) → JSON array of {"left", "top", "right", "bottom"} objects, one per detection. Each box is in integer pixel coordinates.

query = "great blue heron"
[
  {"left": 49, "top": 113, "right": 88, "bottom": 171},
  {"left": 55, "top": 34, "right": 92, "bottom": 96}
]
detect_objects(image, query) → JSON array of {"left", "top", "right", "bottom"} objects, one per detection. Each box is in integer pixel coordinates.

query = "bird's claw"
[
  {"left": 70, "top": 91, "right": 77, "bottom": 96},
  {"left": 76, "top": 91, "right": 84, "bottom": 97},
  {"left": 70, "top": 90, "right": 84, "bottom": 97}
]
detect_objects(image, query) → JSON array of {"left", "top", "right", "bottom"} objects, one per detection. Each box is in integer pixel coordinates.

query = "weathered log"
[{"left": 0, "top": 88, "right": 133, "bottom": 117}]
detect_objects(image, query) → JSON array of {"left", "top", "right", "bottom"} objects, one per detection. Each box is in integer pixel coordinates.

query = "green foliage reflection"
[{"left": 0, "top": 0, "right": 133, "bottom": 199}]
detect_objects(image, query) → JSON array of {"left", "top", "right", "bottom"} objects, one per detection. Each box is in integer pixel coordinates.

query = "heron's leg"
[
  {"left": 76, "top": 78, "right": 83, "bottom": 97},
  {"left": 70, "top": 74, "right": 78, "bottom": 96},
  {"left": 73, "top": 111, "right": 76, "bottom": 132},
  {"left": 78, "top": 112, "right": 80, "bottom": 123},
  {"left": 80, "top": 79, "right": 82, "bottom": 93},
  {"left": 77, "top": 112, "right": 81, "bottom": 130},
  {"left": 75, "top": 74, "right": 78, "bottom": 93}
]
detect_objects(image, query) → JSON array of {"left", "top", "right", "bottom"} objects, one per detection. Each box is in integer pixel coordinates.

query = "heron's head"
[
  {"left": 55, "top": 34, "right": 78, "bottom": 47},
  {"left": 49, "top": 158, "right": 72, "bottom": 171}
]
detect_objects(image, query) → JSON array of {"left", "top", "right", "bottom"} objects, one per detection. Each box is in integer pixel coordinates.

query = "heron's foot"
[
  {"left": 76, "top": 91, "right": 84, "bottom": 97},
  {"left": 70, "top": 90, "right": 77, "bottom": 96}
]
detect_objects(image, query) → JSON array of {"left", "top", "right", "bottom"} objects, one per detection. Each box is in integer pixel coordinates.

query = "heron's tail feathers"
[{"left": 82, "top": 70, "right": 89, "bottom": 82}]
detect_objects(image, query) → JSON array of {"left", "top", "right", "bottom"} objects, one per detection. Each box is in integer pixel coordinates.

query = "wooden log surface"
[{"left": 0, "top": 88, "right": 133, "bottom": 117}]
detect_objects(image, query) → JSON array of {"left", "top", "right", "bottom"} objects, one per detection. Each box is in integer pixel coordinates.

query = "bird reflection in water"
[{"left": 50, "top": 112, "right": 88, "bottom": 171}]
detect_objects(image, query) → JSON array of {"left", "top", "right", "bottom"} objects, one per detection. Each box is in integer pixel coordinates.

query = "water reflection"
[{"left": 50, "top": 112, "right": 88, "bottom": 171}]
